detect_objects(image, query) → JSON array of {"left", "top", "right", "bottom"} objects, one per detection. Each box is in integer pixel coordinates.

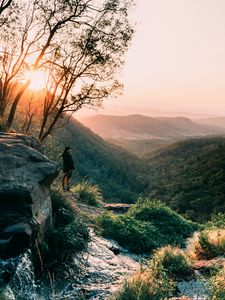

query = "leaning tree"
[{"left": 0, "top": 0, "right": 134, "bottom": 141}]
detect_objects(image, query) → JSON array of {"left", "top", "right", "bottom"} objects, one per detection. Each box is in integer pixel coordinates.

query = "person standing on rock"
[{"left": 62, "top": 146, "right": 75, "bottom": 191}]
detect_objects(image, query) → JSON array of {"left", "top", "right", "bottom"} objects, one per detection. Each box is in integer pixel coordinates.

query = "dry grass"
[
  {"left": 151, "top": 246, "right": 192, "bottom": 280},
  {"left": 113, "top": 245, "right": 192, "bottom": 300},
  {"left": 210, "top": 263, "right": 225, "bottom": 300},
  {"left": 113, "top": 268, "right": 175, "bottom": 300},
  {"left": 187, "top": 229, "right": 225, "bottom": 261}
]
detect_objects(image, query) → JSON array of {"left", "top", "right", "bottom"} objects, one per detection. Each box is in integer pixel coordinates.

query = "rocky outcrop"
[
  {"left": 0, "top": 132, "right": 59, "bottom": 258},
  {"left": 103, "top": 203, "right": 132, "bottom": 214}
]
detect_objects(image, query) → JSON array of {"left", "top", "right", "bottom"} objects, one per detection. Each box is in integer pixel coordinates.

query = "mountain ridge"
[{"left": 79, "top": 114, "right": 225, "bottom": 140}]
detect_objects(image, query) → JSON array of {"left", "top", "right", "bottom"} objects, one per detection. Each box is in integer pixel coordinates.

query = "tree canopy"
[{"left": 0, "top": 0, "right": 133, "bottom": 141}]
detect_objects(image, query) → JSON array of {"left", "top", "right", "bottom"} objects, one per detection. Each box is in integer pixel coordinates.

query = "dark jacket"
[{"left": 62, "top": 151, "right": 75, "bottom": 173}]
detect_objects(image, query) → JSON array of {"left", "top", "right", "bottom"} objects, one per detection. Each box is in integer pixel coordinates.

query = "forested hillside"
[
  {"left": 53, "top": 119, "right": 148, "bottom": 202},
  {"left": 80, "top": 114, "right": 225, "bottom": 156},
  {"left": 49, "top": 119, "right": 225, "bottom": 221},
  {"left": 146, "top": 137, "right": 225, "bottom": 221}
]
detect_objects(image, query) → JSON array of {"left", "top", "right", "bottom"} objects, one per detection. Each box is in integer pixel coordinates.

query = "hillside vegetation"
[
  {"left": 97, "top": 199, "right": 198, "bottom": 253},
  {"left": 80, "top": 114, "right": 225, "bottom": 157},
  {"left": 47, "top": 119, "right": 225, "bottom": 221},
  {"left": 107, "top": 137, "right": 174, "bottom": 157},
  {"left": 114, "top": 213, "right": 225, "bottom": 300},
  {"left": 52, "top": 119, "right": 148, "bottom": 202},
  {"left": 146, "top": 136, "right": 225, "bottom": 221}
]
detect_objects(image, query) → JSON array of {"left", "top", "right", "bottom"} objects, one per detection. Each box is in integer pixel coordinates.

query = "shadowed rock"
[
  {"left": 103, "top": 203, "right": 132, "bottom": 214},
  {"left": 0, "top": 132, "right": 59, "bottom": 258}
]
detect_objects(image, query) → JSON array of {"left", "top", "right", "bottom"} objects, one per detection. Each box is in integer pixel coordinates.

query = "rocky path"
[
  {"left": 59, "top": 193, "right": 140, "bottom": 299},
  {"left": 72, "top": 229, "right": 140, "bottom": 299}
]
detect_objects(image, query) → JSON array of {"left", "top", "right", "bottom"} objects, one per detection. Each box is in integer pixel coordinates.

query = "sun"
[{"left": 23, "top": 70, "right": 47, "bottom": 91}]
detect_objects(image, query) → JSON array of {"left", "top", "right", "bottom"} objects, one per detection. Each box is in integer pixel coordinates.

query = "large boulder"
[{"left": 0, "top": 132, "right": 59, "bottom": 258}]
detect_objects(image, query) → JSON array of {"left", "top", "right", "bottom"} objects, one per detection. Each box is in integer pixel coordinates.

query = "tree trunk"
[{"left": 6, "top": 80, "right": 30, "bottom": 130}]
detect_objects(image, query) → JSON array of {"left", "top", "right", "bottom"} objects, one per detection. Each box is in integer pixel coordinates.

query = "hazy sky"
[{"left": 79, "top": 0, "right": 225, "bottom": 118}]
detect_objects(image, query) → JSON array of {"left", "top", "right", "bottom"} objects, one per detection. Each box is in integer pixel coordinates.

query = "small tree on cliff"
[{"left": 0, "top": 0, "right": 133, "bottom": 140}]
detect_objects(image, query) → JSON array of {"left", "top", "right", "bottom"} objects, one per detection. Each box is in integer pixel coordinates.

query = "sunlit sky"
[{"left": 78, "top": 0, "right": 225, "bottom": 118}]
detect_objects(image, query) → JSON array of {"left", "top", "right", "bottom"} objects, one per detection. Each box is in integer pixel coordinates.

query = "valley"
[
  {"left": 48, "top": 117, "right": 225, "bottom": 222},
  {"left": 79, "top": 114, "right": 225, "bottom": 157}
]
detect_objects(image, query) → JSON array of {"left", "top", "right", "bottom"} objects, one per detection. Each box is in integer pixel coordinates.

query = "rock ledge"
[{"left": 0, "top": 132, "right": 59, "bottom": 258}]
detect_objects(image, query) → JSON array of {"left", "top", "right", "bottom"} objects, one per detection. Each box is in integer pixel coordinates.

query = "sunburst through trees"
[{"left": 0, "top": 0, "right": 133, "bottom": 141}]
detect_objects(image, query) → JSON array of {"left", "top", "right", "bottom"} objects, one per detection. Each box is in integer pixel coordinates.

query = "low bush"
[
  {"left": 50, "top": 190, "right": 75, "bottom": 227},
  {"left": 128, "top": 199, "right": 199, "bottom": 246},
  {"left": 151, "top": 246, "right": 192, "bottom": 280},
  {"left": 71, "top": 181, "right": 103, "bottom": 206},
  {"left": 97, "top": 199, "right": 198, "bottom": 254},
  {"left": 187, "top": 229, "right": 225, "bottom": 260},
  {"left": 97, "top": 213, "right": 163, "bottom": 253},
  {"left": 42, "top": 190, "right": 89, "bottom": 266},
  {"left": 207, "top": 213, "right": 225, "bottom": 229}
]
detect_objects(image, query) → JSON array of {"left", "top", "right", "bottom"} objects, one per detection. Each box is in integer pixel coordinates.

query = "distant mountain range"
[
  {"left": 195, "top": 117, "right": 225, "bottom": 129},
  {"left": 80, "top": 114, "right": 225, "bottom": 140}
]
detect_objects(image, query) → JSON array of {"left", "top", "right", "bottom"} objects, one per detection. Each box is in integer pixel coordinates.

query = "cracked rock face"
[{"left": 0, "top": 133, "right": 59, "bottom": 259}]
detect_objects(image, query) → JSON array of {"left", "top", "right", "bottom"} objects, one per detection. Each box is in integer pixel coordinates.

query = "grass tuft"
[
  {"left": 187, "top": 229, "right": 225, "bottom": 260},
  {"left": 151, "top": 245, "right": 192, "bottom": 280},
  {"left": 71, "top": 181, "right": 103, "bottom": 206}
]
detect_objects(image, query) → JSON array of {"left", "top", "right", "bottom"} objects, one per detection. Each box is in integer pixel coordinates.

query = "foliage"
[
  {"left": 114, "top": 278, "right": 174, "bottom": 300},
  {"left": 113, "top": 270, "right": 174, "bottom": 300},
  {"left": 97, "top": 199, "right": 198, "bottom": 254},
  {"left": 71, "top": 181, "right": 103, "bottom": 206},
  {"left": 187, "top": 229, "right": 225, "bottom": 260},
  {"left": 54, "top": 119, "right": 148, "bottom": 203},
  {"left": 42, "top": 190, "right": 89, "bottom": 266},
  {"left": 151, "top": 246, "right": 192, "bottom": 280},
  {"left": 206, "top": 213, "right": 225, "bottom": 229},
  {"left": 113, "top": 247, "right": 191, "bottom": 300},
  {"left": 0, "top": 0, "right": 133, "bottom": 140},
  {"left": 129, "top": 199, "right": 198, "bottom": 246},
  {"left": 210, "top": 267, "right": 225, "bottom": 300},
  {"left": 146, "top": 137, "right": 225, "bottom": 222},
  {"left": 97, "top": 213, "right": 161, "bottom": 253}
]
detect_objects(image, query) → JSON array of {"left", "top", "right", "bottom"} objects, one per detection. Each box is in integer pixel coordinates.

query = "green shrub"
[
  {"left": 71, "top": 181, "right": 103, "bottom": 206},
  {"left": 207, "top": 213, "right": 225, "bottom": 229},
  {"left": 151, "top": 246, "right": 192, "bottom": 280},
  {"left": 42, "top": 190, "right": 89, "bottom": 265},
  {"left": 98, "top": 213, "right": 163, "bottom": 253},
  {"left": 45, "top": 218, "right": 89, "bottom": 261},
  {"left": 50, "top": 190, "right": 75, "bottom": 227},
  {"left": 97, "top": 199, "right": 198, "bottom": 254},
  {"left": 128, "top": 199, "right": 199, "bottom": 246}
]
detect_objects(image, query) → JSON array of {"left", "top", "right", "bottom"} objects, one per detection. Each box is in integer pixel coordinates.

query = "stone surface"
[
  {"left": 72, "top": 229, "right": 139, "bottom": 300},
  {"left": 0, "top": 132, "right": 59, "bottom": 258},
  {"left": 103, "top": 203, "right": 132, "bottom": 214}
]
